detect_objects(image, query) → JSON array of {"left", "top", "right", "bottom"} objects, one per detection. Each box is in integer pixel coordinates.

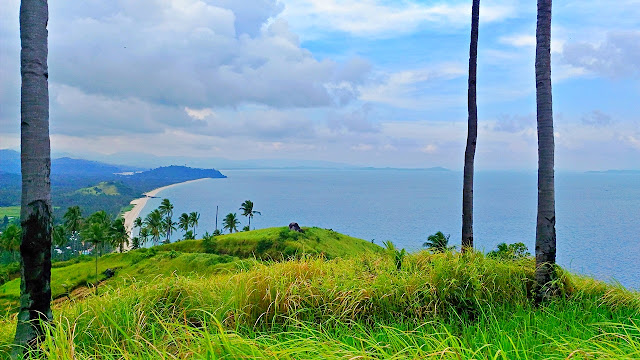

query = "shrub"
[
  {"left": 256, "top": 239, "right": 274, "bottom": 254},
  {"left": 278, "top": 228, "right": 302, "bottom": 242},
  {"left": 488, "top": 242, "right": 531, "bottom": 260},
  {"left": 202, "top": 232, "right": 217, "bottom": 254}
]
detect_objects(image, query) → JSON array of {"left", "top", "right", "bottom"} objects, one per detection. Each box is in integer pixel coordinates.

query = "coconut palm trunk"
[
  {"left": 95, "top": 244, "right": 99, "bottom": 295},
  {"left": 14, "top": 0, "right": 53, "bottom": 349},
  {"left": 535, "top": 0, "right": 557, "bottom": 299},
  {"left": 462, "top": 0, "right": 480, "bottom": 251}
]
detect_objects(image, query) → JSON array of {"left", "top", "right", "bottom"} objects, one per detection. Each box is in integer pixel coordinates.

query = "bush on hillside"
[{"left": 488, "top": 242, "right": 531, "bottom": 260}]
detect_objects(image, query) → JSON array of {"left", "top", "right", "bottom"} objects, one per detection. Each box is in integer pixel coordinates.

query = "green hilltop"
[
  {"left": 161, "top": 226, "right": 382, "bottom": 259},
  {"left": 74, "top": 181, "right": 126, "bottom": 196},
  {"left": 1, "top": 227, "right": 639, "bottom": 358},
  {"left": 0, "top": 227, "right": 381, "bottom": 312}
]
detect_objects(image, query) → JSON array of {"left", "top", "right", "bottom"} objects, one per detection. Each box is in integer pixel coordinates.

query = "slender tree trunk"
[
  {"left": 14, "top": 0, "right": 53, "bottom": 351},
  {"left": 95, "top": 245, "right": 98, "bottom": 295},
  {"left": 462, "top": 0, "right": 480, "bottom": 252},
  {"left": 248, "top": 216, "right": 251, "bottom": 230},
  {"left": 535, "top": 0, "right": 557, "bottom": 300}
]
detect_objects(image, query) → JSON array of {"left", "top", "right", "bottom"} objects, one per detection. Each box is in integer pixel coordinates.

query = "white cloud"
[
  {"left": 562, "top": 31, "right": 640, "bottom": 79},
  {"left": 360, "top": 64, "right": 466, "bottom": 109},
  {"left": 281, "top": 0, "right": 519, "bottom": 38},
  {"left": 0, "top": 0, "right": 370, "bottom": 112},
  {"left": 499, "top": 34, "right": 565, "bottom": 53},
  {"left": 420, "top": 144, "right": 438, "bottom": 154}
]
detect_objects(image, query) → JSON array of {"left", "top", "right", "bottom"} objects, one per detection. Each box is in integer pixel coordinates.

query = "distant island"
[{"left": 586, "top": 169, "right": 640, "bottom": 174}]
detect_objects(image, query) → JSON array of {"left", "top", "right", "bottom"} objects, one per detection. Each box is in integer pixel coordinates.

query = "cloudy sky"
[{"left": 1, "top": 0, "right": 638, "bottom": 170}]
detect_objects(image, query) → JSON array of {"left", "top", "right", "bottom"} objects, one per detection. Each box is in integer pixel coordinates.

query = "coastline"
[{"left": 122, "top": 178, "right": 211, "bottom": 242}]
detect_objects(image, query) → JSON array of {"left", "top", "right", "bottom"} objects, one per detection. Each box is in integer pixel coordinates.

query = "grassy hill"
[
  {"left": 0, "top": 227, "right": 380, "bottom": 313},
  {"left": 74, "top": 181, "right": 128, "bottom": 196},
  {"left": 162, "top": 226, "right": 382, "bottom": 259},
  {"left": 1, "top": 229, "right": 639, "bottom": 358}
]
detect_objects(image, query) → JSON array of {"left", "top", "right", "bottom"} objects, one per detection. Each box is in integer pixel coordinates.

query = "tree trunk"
[
  {"left": 535, "top": 0, "right": 557, "bottom": 300},
  {"left": 248, "top": 216, "right": 251, "bottom": 230},
  {"left": 95, "top": 245, "right": 99, "bottom": 295},
  {"left": 462, "top": 0, "right": 480, "bottom": 252},
  {"left": 14, "top": 0, "right": 53, "bottom": 351}
]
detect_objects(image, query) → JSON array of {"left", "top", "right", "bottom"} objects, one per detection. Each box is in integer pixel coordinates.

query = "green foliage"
[
  {"left": 223, "top": 213, "right": 240, "bottom": 233},
  {"left": 278, "top": 228, "right": 302, "bottom": 242},
  {"left": 488, "top": 242, "right": 531, "bottom": 260},
  {"left": 202, "top": 232, "right": 217, "bottom": 254},
  {"left": 0, "top": 224, "right": 21, "bottom": 254},
  {"left": 179, "top": 227, "right": 381, "bottom": 261},
  {"left": 0, "top": 262, "right": 19, "bottom": 287},
  {"left": 1, "top": 251, "right": 639, "bottom": 359},
  {"left": 383, "top": 240, "right": 406, "bottom": 270},
  {"left": 243, "top": 225, "right": 250, "bottom": 232},
  {"left": 256, "top": 239, "right": 274, "bottom": 254},
  {"left": 423, "top": 231, "right": 456, "bottom": 253}
]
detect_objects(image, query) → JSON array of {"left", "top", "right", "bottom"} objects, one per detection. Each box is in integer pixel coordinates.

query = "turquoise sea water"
[{"left": 137, "top": 170, "right": 640, "bottom": 290}]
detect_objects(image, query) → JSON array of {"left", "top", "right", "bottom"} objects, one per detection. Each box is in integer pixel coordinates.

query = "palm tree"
[
  {"left": 222, "top": 213, "right": 240, "bottom": 234},
  {"left": 110, "top": 218, "right": 129, "bottom": 252},
  {"left": 162, "top": 217, "right": 177, "bottom": 243},
  {"left": 189, "top": 211, "right": 200, "bottom": 237},
  {"left": 0, "top": 224, "right": 21, "bottom": 262},
  {"left": 139, "top": 227, "right": 150, "bottom": 247},
  {"left": 178, "top": 213, "right": 190, "bottom": 239},
  {"left": 159, "top": 198, "right": 174, "bottom": 218},
  {"left": 87, "top": 210, "right": 110, "bottom": 227},
  {"left": 144, "top": 210, "right": 164, "bottom": 246},
  {"left": 81, "top": 221, "right": 109, "bottom": 295},
  {"left": 63, "top": 206, "right": 83, "bottom": 255},
  {"left": 159, "top": 199, "right": 174, "bottom": 241},
  {"left": 133, "top": 216, "right": 143, "bottom": 232},
  {"left": 535, "top": 0, "right": 557, "bottom": 300},
  {"left": 423, "top": 231, "right": 455, "bottom": 253},
  {"left": 15, "top": 0, "right": 54, "bottom": 347},
  {"left": 239, "top": 200, "right": 261, "bottom": 230},
  {"left": 462, "top": 0, "right": 480, "bottom": 252}
]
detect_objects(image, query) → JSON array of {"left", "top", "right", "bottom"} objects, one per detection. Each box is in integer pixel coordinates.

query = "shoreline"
[{"left": 122, "top": 178, "right": 211, "bottom": 243}]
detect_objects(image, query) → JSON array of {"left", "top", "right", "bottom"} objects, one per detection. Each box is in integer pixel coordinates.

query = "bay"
[{"left": 136, "top": 169, "right": 640, "bottom": 290}]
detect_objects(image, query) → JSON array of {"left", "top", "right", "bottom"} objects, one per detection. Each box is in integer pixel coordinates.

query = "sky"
[{"left": 0, "top": 0, "right": 639, "bottom": 171}]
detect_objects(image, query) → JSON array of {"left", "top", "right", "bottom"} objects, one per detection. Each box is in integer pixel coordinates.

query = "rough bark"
[
  {"left": 14, "top": 0, "right": 53, "bottom": 351},
  {"left": 462, "top": 0, "right": 480, "bottom": 251},
  {"left": 535, "top": 0, "right": 557, "bottom": 300}
]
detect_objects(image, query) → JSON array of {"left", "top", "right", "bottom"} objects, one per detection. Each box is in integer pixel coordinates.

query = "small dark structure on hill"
[
  {"left": 289, "top": 222, "right": 303, "bottom": 232},
  {"left": 103, "top": 268, "right": 116, "bottom": 279}
]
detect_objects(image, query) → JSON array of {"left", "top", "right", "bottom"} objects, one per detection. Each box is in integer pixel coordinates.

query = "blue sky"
[{"left": 0, "top": 0, "right": 638, "bottom": 170}]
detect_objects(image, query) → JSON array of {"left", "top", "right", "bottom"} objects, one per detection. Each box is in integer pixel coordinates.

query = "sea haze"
[{"left": 136, "top": 169, "right": 640, "bottom": 290}]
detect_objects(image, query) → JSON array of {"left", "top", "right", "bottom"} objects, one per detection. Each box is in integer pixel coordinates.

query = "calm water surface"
[{"left": 137, "top": 170, "right": 640, "bottom": 290}]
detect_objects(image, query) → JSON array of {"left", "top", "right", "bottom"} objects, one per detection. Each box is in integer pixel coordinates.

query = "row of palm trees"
[{"left": 132, "top": 199, "right": 200, "bottom": 246}]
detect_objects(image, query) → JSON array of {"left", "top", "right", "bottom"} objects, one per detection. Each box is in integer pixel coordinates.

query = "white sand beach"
[{"left": 121, "top": 178, "right": 210, "bottom": 244}]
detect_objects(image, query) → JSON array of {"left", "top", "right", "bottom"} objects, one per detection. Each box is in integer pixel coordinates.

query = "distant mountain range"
[
  {"left": 0, "top": 149, "right": 145, "bottom": 176},
  {"left": 586, "top": 169, "right": 640, "bottom": 174},
  {"left": 4, "top": 149, "right": 453, "bottom": 171},
  {"left": 0, "top": 149, "right": 226, "bottom": 216}
]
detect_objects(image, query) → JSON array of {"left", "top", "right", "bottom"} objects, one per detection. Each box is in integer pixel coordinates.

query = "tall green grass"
[{"left": 1, "top": 251, "right": 638, "bottom": 359}]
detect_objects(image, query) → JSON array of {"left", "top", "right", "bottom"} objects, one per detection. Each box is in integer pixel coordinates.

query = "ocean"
[{"left": 135, "top": 169, "right": 640, "bottom": 290}]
